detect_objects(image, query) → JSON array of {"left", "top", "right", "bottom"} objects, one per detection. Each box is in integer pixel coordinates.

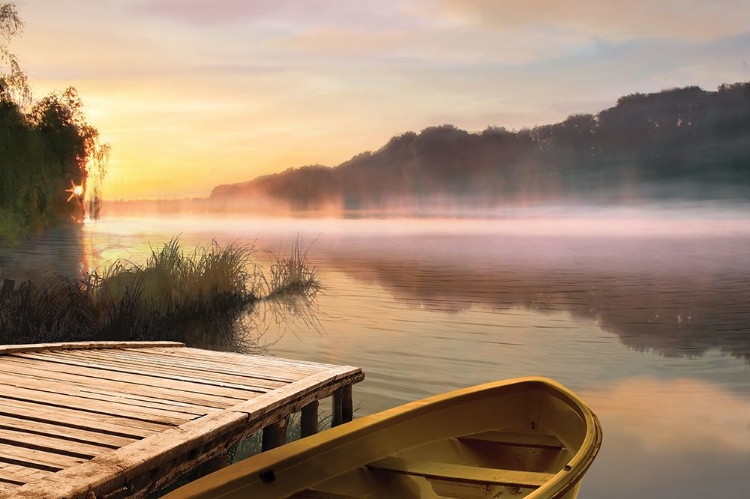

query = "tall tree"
[{"left": 0, "top": 3, "right": 30, "bottom": 105}]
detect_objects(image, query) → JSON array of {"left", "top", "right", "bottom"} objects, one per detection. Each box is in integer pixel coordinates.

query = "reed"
[
  {"left": 0, "top": 237, "right": 318, "bottom": 346},
  {"left": 264, "top": 235, "right": 320, "bottom": 301}
]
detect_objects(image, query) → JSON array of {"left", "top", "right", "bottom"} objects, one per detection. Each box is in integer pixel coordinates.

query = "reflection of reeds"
[
  {"left": 260, "top": 237, "right": 323, "bottom": 339},
  {"left": 264, "top": 235, "right": 320, "bottom": 301},
  {"left": 0, "top": 237, "right": 319, "bottom": 347}
]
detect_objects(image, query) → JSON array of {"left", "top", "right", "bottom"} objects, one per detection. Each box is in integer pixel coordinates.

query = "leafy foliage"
[{"left": 0, "top": 3, "right": 108, "bottom": 244}]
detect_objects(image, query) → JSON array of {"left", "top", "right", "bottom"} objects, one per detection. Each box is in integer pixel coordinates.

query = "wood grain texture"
[{"left": 0, "top": 342, "right": 363, "bottom": 499}]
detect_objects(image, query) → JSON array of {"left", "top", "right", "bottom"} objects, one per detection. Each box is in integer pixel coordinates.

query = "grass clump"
[
  {"left": 264, "top": 235, "right": 320, "bottom": 301},
  {"left": 0, "top": 237, "right": 320, "bottom": 348}
]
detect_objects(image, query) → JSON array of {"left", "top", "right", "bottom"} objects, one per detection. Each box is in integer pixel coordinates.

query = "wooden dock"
[{"left": 0, "top": 341, "right": 364, "bottom": 499}]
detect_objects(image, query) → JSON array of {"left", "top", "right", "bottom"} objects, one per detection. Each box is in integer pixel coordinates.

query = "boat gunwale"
[{"left": 166, "top": 376, "right": 603, "bottom": 499}]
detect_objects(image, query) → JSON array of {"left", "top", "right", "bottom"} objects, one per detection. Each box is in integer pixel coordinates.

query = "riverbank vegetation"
[
  {"left": 0, "top": 3, "right": 108, "bottom": 244},
  {"left": 0, "top": 238, "right": 320, "bottom": 350}
]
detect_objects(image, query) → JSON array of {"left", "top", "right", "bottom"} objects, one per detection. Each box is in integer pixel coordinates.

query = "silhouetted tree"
[
  {"left": 210, "top": 82, "right": 750, "bottom": 210},
  {"left": 0, "top": 3, "right": 109, "bottom": 243}
]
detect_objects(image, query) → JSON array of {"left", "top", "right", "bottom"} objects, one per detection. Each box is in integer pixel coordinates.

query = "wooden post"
[
  {"left": 301, "top": 400, "right": 319, "bottom": 438},
  {"left": 332, "top": 389, "right": 343, "bottom": 427},
  {"left": 0, "top": 279, "right": 15, "bottom": 300},
  {"left": 332, "top": 385, "right": 354, "bottom": 427},
  {"left": 196, "top": 453, "right": 229, "bottom": 477},
  {"left": 262, "top": 418, "right": 288, "bottom": 452},
  {"left": 341, "top": 385, "right": 353, "bottom": 423}
]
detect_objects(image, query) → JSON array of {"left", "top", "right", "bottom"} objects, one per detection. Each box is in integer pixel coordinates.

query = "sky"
[{"left": 8, "top": 0, "right": 750, "bottom": 200}]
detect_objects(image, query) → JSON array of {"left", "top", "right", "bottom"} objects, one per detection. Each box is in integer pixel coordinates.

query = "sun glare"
[{"left": 65, "top": 181, "right": 84, "bottom": 202}]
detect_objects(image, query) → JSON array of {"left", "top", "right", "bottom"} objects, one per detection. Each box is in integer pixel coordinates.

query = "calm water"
[{"left": 2, "top": 212, "right": 750, "bottom": 498}]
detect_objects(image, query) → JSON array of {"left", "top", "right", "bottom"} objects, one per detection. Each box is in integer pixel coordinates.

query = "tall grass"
[
  {"left": 264, "top": 235, "right": 320, "bottom": 300},
  {"left": 0, "top": 237, "right": 320, "bottom": 348}
]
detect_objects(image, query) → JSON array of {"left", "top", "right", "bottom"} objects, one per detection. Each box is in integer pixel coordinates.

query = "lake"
[{"left": 1, "top": 209, "right": 749, "bottom": 498}]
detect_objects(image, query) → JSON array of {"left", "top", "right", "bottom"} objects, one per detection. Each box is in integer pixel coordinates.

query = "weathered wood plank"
[
  {"left": 367, "top": 458, "right": 555, "bottom": 488},
  {"left": 0, "top": 342, "right": 364, "bottom": 499},
  {"left": 130, "top": 346, "right": 329, "bottom": 372},
  {"left": 0, "top": 480, "right": 20, "bottom": 494},
  {"left": 62, "top": 350, "right": 288, "bottom": 389},
  {"left": 0, "top": 399, "right": 163, "bottom": 438},
  {"left": 9, "top": 411, "right": 250, "bottom": 498},
  {"left": 0, "top": 461, "right": 52, "bottom": 481},
  {"left": 0, "top": 372, "right": 212, "bottom": 418},
  {"left": 229, "top": 367, "right": 365, "bottom": 417},
  {"left": 102, "top": 350, "right": 296, "bottom": 385},
  {"left": 153, "top": 347, "right": 335, "bottom": 372},
  {"left": 0, "top": 384, "right": 192, "bottom": 426},
  {"left": 121, "top": 348, "right": 303, "bottom": 382},
  {"left": 11, "top": 353, "right": 266, "bottom": 400},
  {"left": 10, "top": 367, "right": 364, "bottom": 499},
  {"left": 0, "top": 428, "right": 111, "bottom": 460},
  {"left": 0, "top": 356, "right": 245, "bottom": 407},
  {"left": 0, "top": 415, "right": 132, "bottom": 449},
  {"left": 29, "top": 350, "right": 273, "bottom": 393},
  {"left": 0, "top": 342, "right": 183, "bottom": 356},
  {"left": 0, "top": 442, "right": 85, "bottom": 471}
]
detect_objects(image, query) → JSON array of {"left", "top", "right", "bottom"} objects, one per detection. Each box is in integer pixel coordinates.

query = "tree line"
[
  {"left": 0, "top": 3, "right": 107, "bottom": 243},
  {"left": 211, "top": 83, "right": 750, "bottom": 210}
]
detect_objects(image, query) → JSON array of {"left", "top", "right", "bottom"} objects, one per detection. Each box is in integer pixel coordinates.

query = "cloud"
[
  {"left": 283, "top": 25, "right": 594, "bottom": 66},
  {"left": 136, "top": 0, "right": 420, "bottom": 31},
  {"left": 136, "top": 0, "right": 288, "bottom": 25},
  {"left": 439, "top": 0, "right": 750, "bottom": 41}
]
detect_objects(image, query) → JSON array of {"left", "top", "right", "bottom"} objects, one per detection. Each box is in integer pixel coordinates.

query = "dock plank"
[
  {"left": 0, "top": 383, "right": 193, "bottom": 426},
  {"left": 0, "top": 371, "right": 213, "bottom": 418},
  {"left": 61, "top": 350, "right": 289, "bottom": 389},
  {"left": 0, "top": 462, "right": 50, "bottom": 484},
  {"left": 156, "top": 346, "right": 335, "bottom": 372},
  {"left": 12, "top": 353, "right": 266, "bottom": 400},
  {"left": 102, "top": 349, "right": 296, "bottom": 385},
  {"left": 125, "top": 348, "right": 318, "bottom": 380},
  {"left": 0, "top": 428, "right": 111, "bottom": 460},
  {"left": 0, "top": 341, "right": 364, "bottom": 499},
  {"left": 0, "top": 398, "right": 165, "bottom": 437},
  {"left": 0, "top": 415, "right": 132, "bottom": 449},
  {"left": 0, "top": 442, "right": 85, "bottom": 471},
  {"left": 0, "top": 356, "right": 245, "bottom": 407}
]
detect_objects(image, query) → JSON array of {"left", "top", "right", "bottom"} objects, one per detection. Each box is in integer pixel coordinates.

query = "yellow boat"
[{"left": 167, "top": 377, "right": 602, "bottom": 499}]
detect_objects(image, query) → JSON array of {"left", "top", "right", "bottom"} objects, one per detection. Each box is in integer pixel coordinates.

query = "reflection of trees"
[
  {"left": 318, "top": 236, "right": 750, "bottom": 359},
  {"left": 0, "top": 226, "right": 87, "bottom": 283}
]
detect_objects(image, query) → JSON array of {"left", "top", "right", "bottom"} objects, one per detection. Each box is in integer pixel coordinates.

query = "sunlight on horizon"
[{"left": 13, "top": 1, "right": 750, "bottom": 199}]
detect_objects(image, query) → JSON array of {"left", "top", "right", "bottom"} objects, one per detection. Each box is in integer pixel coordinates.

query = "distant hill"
[{"left": 209, "top": 82, "right": 750, "bottom": 212}]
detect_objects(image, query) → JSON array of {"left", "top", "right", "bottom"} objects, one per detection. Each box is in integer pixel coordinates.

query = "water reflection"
[
  {"left": 317, "top": 234, "right": 750, "bottom": 359},
  {"left": 3, "top": 221, "right": 750, "bottom": 361},
  {"left": 0, "top": 227, "right": 88, "bottom": 283},
  {"left": 581, "top": 378, "right": 750, "bottom": 498}
]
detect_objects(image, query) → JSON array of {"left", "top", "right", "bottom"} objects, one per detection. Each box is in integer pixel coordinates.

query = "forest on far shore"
[{"left": 207, "top": 82, "right": 750, "bottom": 212}]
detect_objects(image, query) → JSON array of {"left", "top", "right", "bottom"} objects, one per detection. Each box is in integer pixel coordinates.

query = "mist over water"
[{"left": 2, "top": 204, "right": 750, "bottom": 498}]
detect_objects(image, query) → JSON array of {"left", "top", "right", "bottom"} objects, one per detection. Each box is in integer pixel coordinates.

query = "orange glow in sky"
[{"left": 13, "top": 1, "right": 750, "bottom": 200}]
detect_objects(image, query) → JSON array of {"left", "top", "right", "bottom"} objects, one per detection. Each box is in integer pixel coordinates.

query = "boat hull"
[{"left": 168, "top": 377, "right": 602, "bottom": 499}]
